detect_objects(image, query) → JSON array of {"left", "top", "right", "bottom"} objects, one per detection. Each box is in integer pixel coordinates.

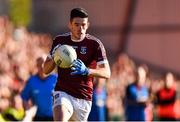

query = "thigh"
[
  {"left": 52, "top": 91, "right": 73, "bottom": 121},
  {"left": 71, "top": 98, "right": 92, "bottom": 121}
]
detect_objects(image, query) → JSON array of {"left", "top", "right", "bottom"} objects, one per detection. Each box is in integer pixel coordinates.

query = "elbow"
[
  {"left": 42, "top": 59, "right": 55, "bottom": 75},
  {"left": 42, "top": 65, "right": 51, "bottom": 75},
  {"left": 107, "top": 71, "right": 111, "bottom": 79},
  {"left": 104, "top": 70, "right": 111, "bottom": 79},
  {"left": 102, "top": 67, "right": 111, "bottom": 79},
  {"left": 43, "top": 68, "right": 50, "bottom": 75},
  {"left": 105, "top": 63, "right": 111, "bottom": 79},
  {"left": 43, "top": 65, "right": 53, "bottom": 75}
]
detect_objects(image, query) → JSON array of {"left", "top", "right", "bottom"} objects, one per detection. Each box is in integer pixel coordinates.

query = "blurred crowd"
[
  {"left": 105, "top": 53, "right": 180, "bottom": 121},
  {"left": 0, "top": 16, "right": 52, "bottom": 121},
  {"left": 0, "top": 15, "right": 180, "bottom": 121}
]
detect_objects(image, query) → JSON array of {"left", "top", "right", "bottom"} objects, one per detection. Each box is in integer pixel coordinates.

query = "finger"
[
  {"left": 71, "top": 66, "right": 81, "bottom": 71},
  {"left": 71, "top": 67, "right": 76, "bottom": 71},
  {"left": 72, "top": 59, "right": 78, "bottom": 65},
  {"left": 77, "top": 59, "right": 83, "bottom": 64},
  {"left": 74, "top": 63, "right": 81, "bottom": 68},
  {"left": 71, "top": 71, "right": 79, "bottom": 75},
  {"left": 75, "top": 60, "right": 82, "bottom": 66},
  {"left": 72, "top": 61, "right": 81, "bottom": 68}
]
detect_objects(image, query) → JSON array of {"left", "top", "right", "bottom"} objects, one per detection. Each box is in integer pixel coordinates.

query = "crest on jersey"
[
  {"left": 80, "top": 46, "right": 87, "bottom": 54},
  {"left": 54, "top": 94, "right": 59, "bottom": 99}
]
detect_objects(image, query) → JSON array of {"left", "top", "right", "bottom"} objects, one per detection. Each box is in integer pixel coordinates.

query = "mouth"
[
  {"left": 75, "top": 33, "right": 85, "bottom": 40},
  {"left": 78, "top": 32, "right": 83, "bottom": 35},
  {"left": 77, "top": 32, "right": 84, "bottom": 37}
]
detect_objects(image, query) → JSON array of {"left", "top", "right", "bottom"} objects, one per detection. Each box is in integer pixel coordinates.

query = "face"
[
  {"left": 165, "top": 72, "right": 174, "bottom": 88},
  {"left": 36, "top": 57, "right": 44, "bottom": 72},
  {"left": 69, "top": 17, "right": 89, "bottom": 40},
  {"left": 137, "top": 66, "right": 147, "bottom": 86}
]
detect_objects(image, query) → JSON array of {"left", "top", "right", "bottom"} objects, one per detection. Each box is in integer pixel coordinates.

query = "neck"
[
  {"left": 38, "top": 72, "right": 46, "bottom": 79},
  {"left": 71, "top": 34, "right": 86, "bottom": 42}
]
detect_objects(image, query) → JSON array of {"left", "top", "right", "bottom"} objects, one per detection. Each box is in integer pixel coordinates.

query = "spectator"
[
  {"left": 0, "top": 15, "right": 54, "bottom": 121},
  {"left": 88, "top": 78, "right": 107, "bottom": 121},
  {"left": 155, "top": 72, "right": 177, "bottom": 121},
  {"left": 106, "top": 53, "right": 136, "bottom": 121},
  {"left": 2, "top": 94, "right": 24, "bottom": 121},
  {"left": 11, "top": 64, "right": 24, "bottom": 93},
  {"left": 124, "top": 65, "right": 149, "bottom": 121},
  {"left": 21, "top": 57, "right": 57, "bottom": 121},
  {"left": 0, "top": 86, "right": 11, "bottom": 121}
]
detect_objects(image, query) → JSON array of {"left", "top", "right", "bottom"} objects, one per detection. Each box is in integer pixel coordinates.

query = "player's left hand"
[{"left": 71, "top": 59, "right": 89, "bottom": 75}]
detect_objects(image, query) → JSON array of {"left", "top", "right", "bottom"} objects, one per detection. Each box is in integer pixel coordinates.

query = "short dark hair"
[{"left": 70, "top": 7, "right": 88, "bottom": 20}]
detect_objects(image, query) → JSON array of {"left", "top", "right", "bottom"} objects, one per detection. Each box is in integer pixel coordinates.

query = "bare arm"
[
  {"left": 43, "top": 56, "right": 56, "bottom": 75},
  {"left": 22, "top": 100, "right": 31, "bottom": 110},
  {"left": 126, "top": 99, "right": 147, "bottom": 106},
  {"left": 88, "top": 61, "right": 111, "bottom": 79}
]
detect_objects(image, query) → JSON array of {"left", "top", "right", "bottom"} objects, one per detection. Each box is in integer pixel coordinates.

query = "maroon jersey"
[{"left": 50, "top": 32, "right": 108, "bottom": 100}]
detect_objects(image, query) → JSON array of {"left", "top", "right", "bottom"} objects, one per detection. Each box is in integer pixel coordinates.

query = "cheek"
[
  {"left": 71, "top": 27, "right": 78, "bottom": 32},
  {"left": 81, "top": 27, "right": 88, "bottom": 33},
  {"left": 69, "top": 25, "right": 76, "bottom": 32},
  {"left": 84, "top": 25, "right": 88, "bottom": 30}
]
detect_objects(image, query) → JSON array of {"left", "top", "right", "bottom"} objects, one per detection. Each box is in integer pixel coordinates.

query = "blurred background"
[{"left": 0, "top": 0, "right": 180, "bottom": 121}]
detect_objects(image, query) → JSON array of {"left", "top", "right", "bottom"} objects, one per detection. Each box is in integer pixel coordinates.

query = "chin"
[
  {"left": 76, "top": 36, "right": 83, "bottom": 40},
  {"left": 77, "top": 36, "right": 82, "bottom": 39},
  {"left": 74, "top": 33, "right": 85, "bottom": 40}
]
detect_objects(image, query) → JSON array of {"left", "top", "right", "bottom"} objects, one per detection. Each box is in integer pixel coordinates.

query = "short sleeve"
[
  {"left": 21, "top": 79, "right": 31, "bottom": 101},
  {"left": 48, "top": 36, "right": 62, "bottom": 58},
  {"left": 94, "top": 40, "right": 108, "bottom": 65}
]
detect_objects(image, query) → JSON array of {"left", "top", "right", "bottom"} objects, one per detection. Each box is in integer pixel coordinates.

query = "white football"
[{"left": 53, "top": 45, "right": 77, "bottom": 68}]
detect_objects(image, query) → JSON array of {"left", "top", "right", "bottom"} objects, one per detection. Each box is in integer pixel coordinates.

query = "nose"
[{"left": 79, "top": 25, "right": 83, "bottom": 30}]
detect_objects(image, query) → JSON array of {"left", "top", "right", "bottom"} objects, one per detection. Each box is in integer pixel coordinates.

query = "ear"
[{"left": 87, "top": 22, "right": 90, "bottom": 29}]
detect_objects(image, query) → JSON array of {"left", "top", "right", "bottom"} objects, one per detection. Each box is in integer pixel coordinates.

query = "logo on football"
[{"left": 53, "top": 45, "right": 77, "bottom": 68}]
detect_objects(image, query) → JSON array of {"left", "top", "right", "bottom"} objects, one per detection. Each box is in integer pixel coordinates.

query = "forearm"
[
  {"left": 43, "top": 57, "right": 56, "bottom": 74},
  {"left": 23, "top": 101, "right": 31, "bottom": 110},
  {"left": 127, "top": 99, "right": 147, "bottom": 106},
  {"left": 88, "top": 63, "right": 111, "bottom": 79}
]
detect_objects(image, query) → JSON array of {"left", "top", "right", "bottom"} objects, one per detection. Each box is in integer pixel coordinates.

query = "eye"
[
  {"left": 81, "top": 24, "right": 87, "bottom": 29},
  {"left": 74, "top": 23, "right": 79, "bottom": 27}
]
